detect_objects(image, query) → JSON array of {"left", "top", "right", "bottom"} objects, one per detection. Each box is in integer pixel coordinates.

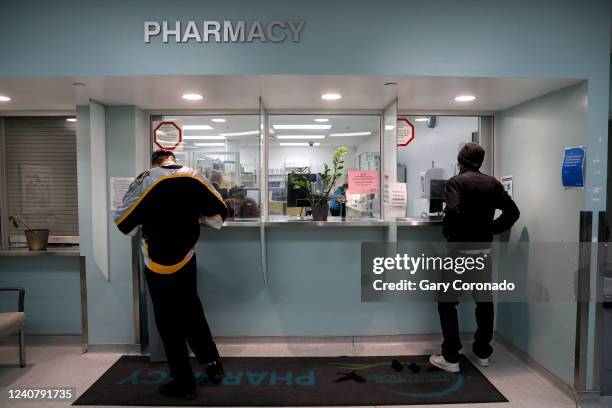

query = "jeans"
[{"left": 437, "top": 250, "right": 494, "bottom": 363}]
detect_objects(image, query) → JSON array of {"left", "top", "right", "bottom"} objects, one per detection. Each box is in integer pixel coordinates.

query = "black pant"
[
  {"left": 437, "top": 251, "right": 494, "bottom": 364},
  {"left": 438, "top": 301, "right": 494, "bottom": 363},
  {"left": 145, "top": 255, "right": 220, "bottom": 387}
]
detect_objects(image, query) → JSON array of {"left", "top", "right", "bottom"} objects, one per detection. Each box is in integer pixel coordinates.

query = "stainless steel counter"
[
  {"left": 214, "top": 216, "right": 442, "bottom": 228},
  {"left": 0, "top": 246, "right": 81, "bottom": 256},
  {"left": 222, "top": 219, "right": 262, "bottom": 227},
  {"left": 265, "top": 215, "right": 388, "bottom": 227},
  {"left": 396, "top": 217, "right": 443, "bottom": 226}
]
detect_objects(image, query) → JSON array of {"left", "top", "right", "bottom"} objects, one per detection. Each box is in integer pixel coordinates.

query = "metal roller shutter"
[{"left": 4, "top": 117, "right": 78, "bottom": 241}]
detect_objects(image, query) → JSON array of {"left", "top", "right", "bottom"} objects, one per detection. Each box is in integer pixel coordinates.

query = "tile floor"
[{"left": 0, "top": 335, "right": 586, "bottom": 408}]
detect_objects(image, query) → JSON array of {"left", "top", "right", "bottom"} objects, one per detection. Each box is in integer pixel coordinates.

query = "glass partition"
[
  {"left": 396, "top": 115, "right": 478, "bottom": 218},
  {"left": 153, "top": 114, "right": 261, "bottom": 220},
  {"left": 267, "top": 114, "right": 381, "bottom": 220}
]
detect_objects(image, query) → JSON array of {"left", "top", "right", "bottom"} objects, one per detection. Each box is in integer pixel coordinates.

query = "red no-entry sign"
[
  {"left": 153, "top": 121, "right": 182, "bottom": 151},
  {"left": 397, "top": 118, "right": 415, "bottom": 147}
]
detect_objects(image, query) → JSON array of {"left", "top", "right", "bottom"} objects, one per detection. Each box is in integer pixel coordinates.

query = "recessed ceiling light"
[
  {"left": 321, "top": 93, "right": 342, "bottom": 100},
  {"left": 314, "top": 118, "right": 329, "bottom": 122},
  {"left": 0, "top": 95, "right": 11, "bottom": 102},
  {"left": 183, "top": 135, "right": 226, "bottom": 140},
  {"left": 182, "top": 93, "right": 204, "bottom": 101},
  {"left": 66, "top": 118, "right": 77, "bottom": 122},
  {"left": 329, "top": 131, "right": 371, "bottom": 137},
  {"left": 414, "top": 117, "right": 429, "bottom": 122},
  {"left": 279, "top": 142, "right": 321, "bottom": 146},
  {"left": 385, "top": 125, "right": 396, "bottom": 130},
  {"left": 273, "top": 124, "right": 332, "bottom": 130},
  {"left": 454, "top": 95, "right": 476, "bottom": 102},
  {"left": 277, "top": 135, "right": 326, "bottom": 139},
  {"left": 194, "top": 142, "right": 225, "bottom": 147},
  {"left": 183, "top": 125, "right": 213, "bottom": 130},
  {"left": 219, "top": 130, "right": 259, "bottom": 136},
  {"left": 211, "top": 118, "right": 226, "bottom": 123},
  {"left": 269, "top": 128, "right": 275, "bottom": 134}
]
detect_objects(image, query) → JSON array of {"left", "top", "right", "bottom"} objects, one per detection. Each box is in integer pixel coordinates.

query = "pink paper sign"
[{"left": 348, "top": 170, "right": 379, "bottom": 194}]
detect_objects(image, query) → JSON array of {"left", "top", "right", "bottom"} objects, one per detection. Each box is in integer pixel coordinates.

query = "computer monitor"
[
  {"left": 287, "top": 173, "right": 316, "bottom": 207},
  {"left": 429, "top": 179, "right": 447, "bottom": 213},
  {"left": 429, "top": 179, "right": 447, "bottom": 200}
]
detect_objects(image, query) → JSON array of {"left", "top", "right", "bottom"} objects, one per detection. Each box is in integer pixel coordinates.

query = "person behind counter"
[
  {"left": 429, "top": 143, "right": 520, "bottom": 374},
  {"left": 227, "top": 185, "right": 260, "bottom": 218},
  {"left": 329, "top": 182, "right": 348, "bottom": 216},
  {"left": 210, "top": 171, "right": 229, "bottom": 200},
  {"left": 114, "top": 150, "right": 227, "bottom": 400}
]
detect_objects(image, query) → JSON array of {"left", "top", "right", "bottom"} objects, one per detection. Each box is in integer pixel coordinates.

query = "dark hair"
[
  {"left": 210, "top": 171, "right": 223, "bottom": 183},
  {"left": 229, "top": 185, "right": 246, "bottom": 200},
  {"left": 457, "top": 143, "right": 485, "bottom": 170},
  {"left": 240, "top": 198, "right": 260, "bottom": 218},
  {"left": 151, "top": 150, "right": 175, "bottom": 166}
]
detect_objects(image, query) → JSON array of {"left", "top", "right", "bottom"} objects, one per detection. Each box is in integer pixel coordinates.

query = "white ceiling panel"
[{"left": 0, "top": 75, "right": 581, "bottom": 113}]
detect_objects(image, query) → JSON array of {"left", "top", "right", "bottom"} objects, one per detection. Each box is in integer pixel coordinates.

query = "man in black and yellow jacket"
[{"left": 115, "top": 150, "right": 227, "bottom": 399}]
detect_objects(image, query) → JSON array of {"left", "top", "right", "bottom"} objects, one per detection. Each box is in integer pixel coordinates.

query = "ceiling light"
[
  {"left": 268, "top": 128, "right": 275, "bottom": 134},
  {"left": 279, "top": 142, "right": 321, "bottom": 146},
  {"left": 66, "top": 118, "right": 77, "bottom": 122},
  {"left": 219, "top": 130, "right": 259, "bottom": 136},
  {"left": 211, "top": 118, "right": 226, "bottom": 123},
  {"left": 277, "top": 135, "right": 326, "bottom": 139},
  {"left": 414, "top": 117, "right": 429, "bottom": 122},
  {"left": 314, "top": 118, "right": 329, "bottom": 122},
  {"left": 273, "top": 124, "right": 332, "bottom": 130},
  {"left": 385, "top": 125, "right": 396, "bottom": 130},
  {"left": 321, "top": 93, "right": 342, "bottom": 100},
  {"left": 183, "top": 125, "right": 213, "bottom": 130},
  {"left": 454, "top": 95, "right": 476, "bottom": 102},
  {"left": 182, "top": 93, "right": 204, "bottom": 101},
  {"left": 183, "top": 135, "right": 226, "bottom": 140},
  {"left": 0, "top": 95, "right": 11, "bottom": 102},
  {"left": 329, "top": 131, "right": 371, "bottom": 137},
  {"left": 194, "top": 142, "right": 225, "bottom": 147}
]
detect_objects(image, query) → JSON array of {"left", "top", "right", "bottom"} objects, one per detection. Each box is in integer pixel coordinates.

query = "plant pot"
[
  {"left": 24, "top": 229, "right": 49, "bottom": 251},
  {"left": 311, "top": 202, "right": 329, "bottom": 221}
]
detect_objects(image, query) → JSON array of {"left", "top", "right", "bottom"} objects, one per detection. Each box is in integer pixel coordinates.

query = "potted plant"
[
  {"left": 289, "top": 146, "right": 349, "bottom": 221},
  {"left": 8, "top": 215, "right": 49, "bottom": 251}
]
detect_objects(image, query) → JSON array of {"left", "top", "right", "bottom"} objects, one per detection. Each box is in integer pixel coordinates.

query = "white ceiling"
[
  {"left": 166, "top": 114, "right": 382, "bottom": 148},
  {"left": 0, "top": 75, "right": 580, "bottom": 113}
]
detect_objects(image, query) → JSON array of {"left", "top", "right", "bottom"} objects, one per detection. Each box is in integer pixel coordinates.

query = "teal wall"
[
  {"left": 197, "top": 226, "right": 476, "bottom": 336},
  {"left": 494, "top": 83, "right": 588, "bottom": 385},
  {"left": 0, "top": 0, "right": 607, "bottom": 78},
  {"left": 0, "top": 257, "right": 81, "bottom": 334},
  {"left": 77, "top": 104, "right": 146, "bottom": 344}
]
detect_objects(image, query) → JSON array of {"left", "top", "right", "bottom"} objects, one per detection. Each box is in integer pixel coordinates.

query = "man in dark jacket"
[
  {"left": 430, "top": 143, "right": 520, "bottom": 373},
  {"left": 114, "top": 150, "right": 227, "bottom": 399}
]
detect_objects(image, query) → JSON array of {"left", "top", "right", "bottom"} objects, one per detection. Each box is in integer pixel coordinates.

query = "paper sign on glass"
[
  {"left": 110, "top": 177, "right": 134, "bottom": 211},
  {"left": 348, "top": 170, "right": 379, "bottom": 194}
]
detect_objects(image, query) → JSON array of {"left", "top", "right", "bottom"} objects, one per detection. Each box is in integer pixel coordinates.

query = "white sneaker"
[
  {"left": 476, "top": 357, "right": 489, "bottom": 367},
  {"left": 429, "top": 355, "right": 460, "bottom": 373}
]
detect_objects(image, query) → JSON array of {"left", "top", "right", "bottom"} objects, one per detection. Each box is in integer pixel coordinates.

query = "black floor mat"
[{"left": 74, "top": 355, "right": 507, "bottom": 406}]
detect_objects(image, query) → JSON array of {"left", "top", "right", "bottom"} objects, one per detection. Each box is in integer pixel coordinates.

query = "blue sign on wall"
[{"left": 561, "top": 146, "right": 586, "bottom": 188}]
